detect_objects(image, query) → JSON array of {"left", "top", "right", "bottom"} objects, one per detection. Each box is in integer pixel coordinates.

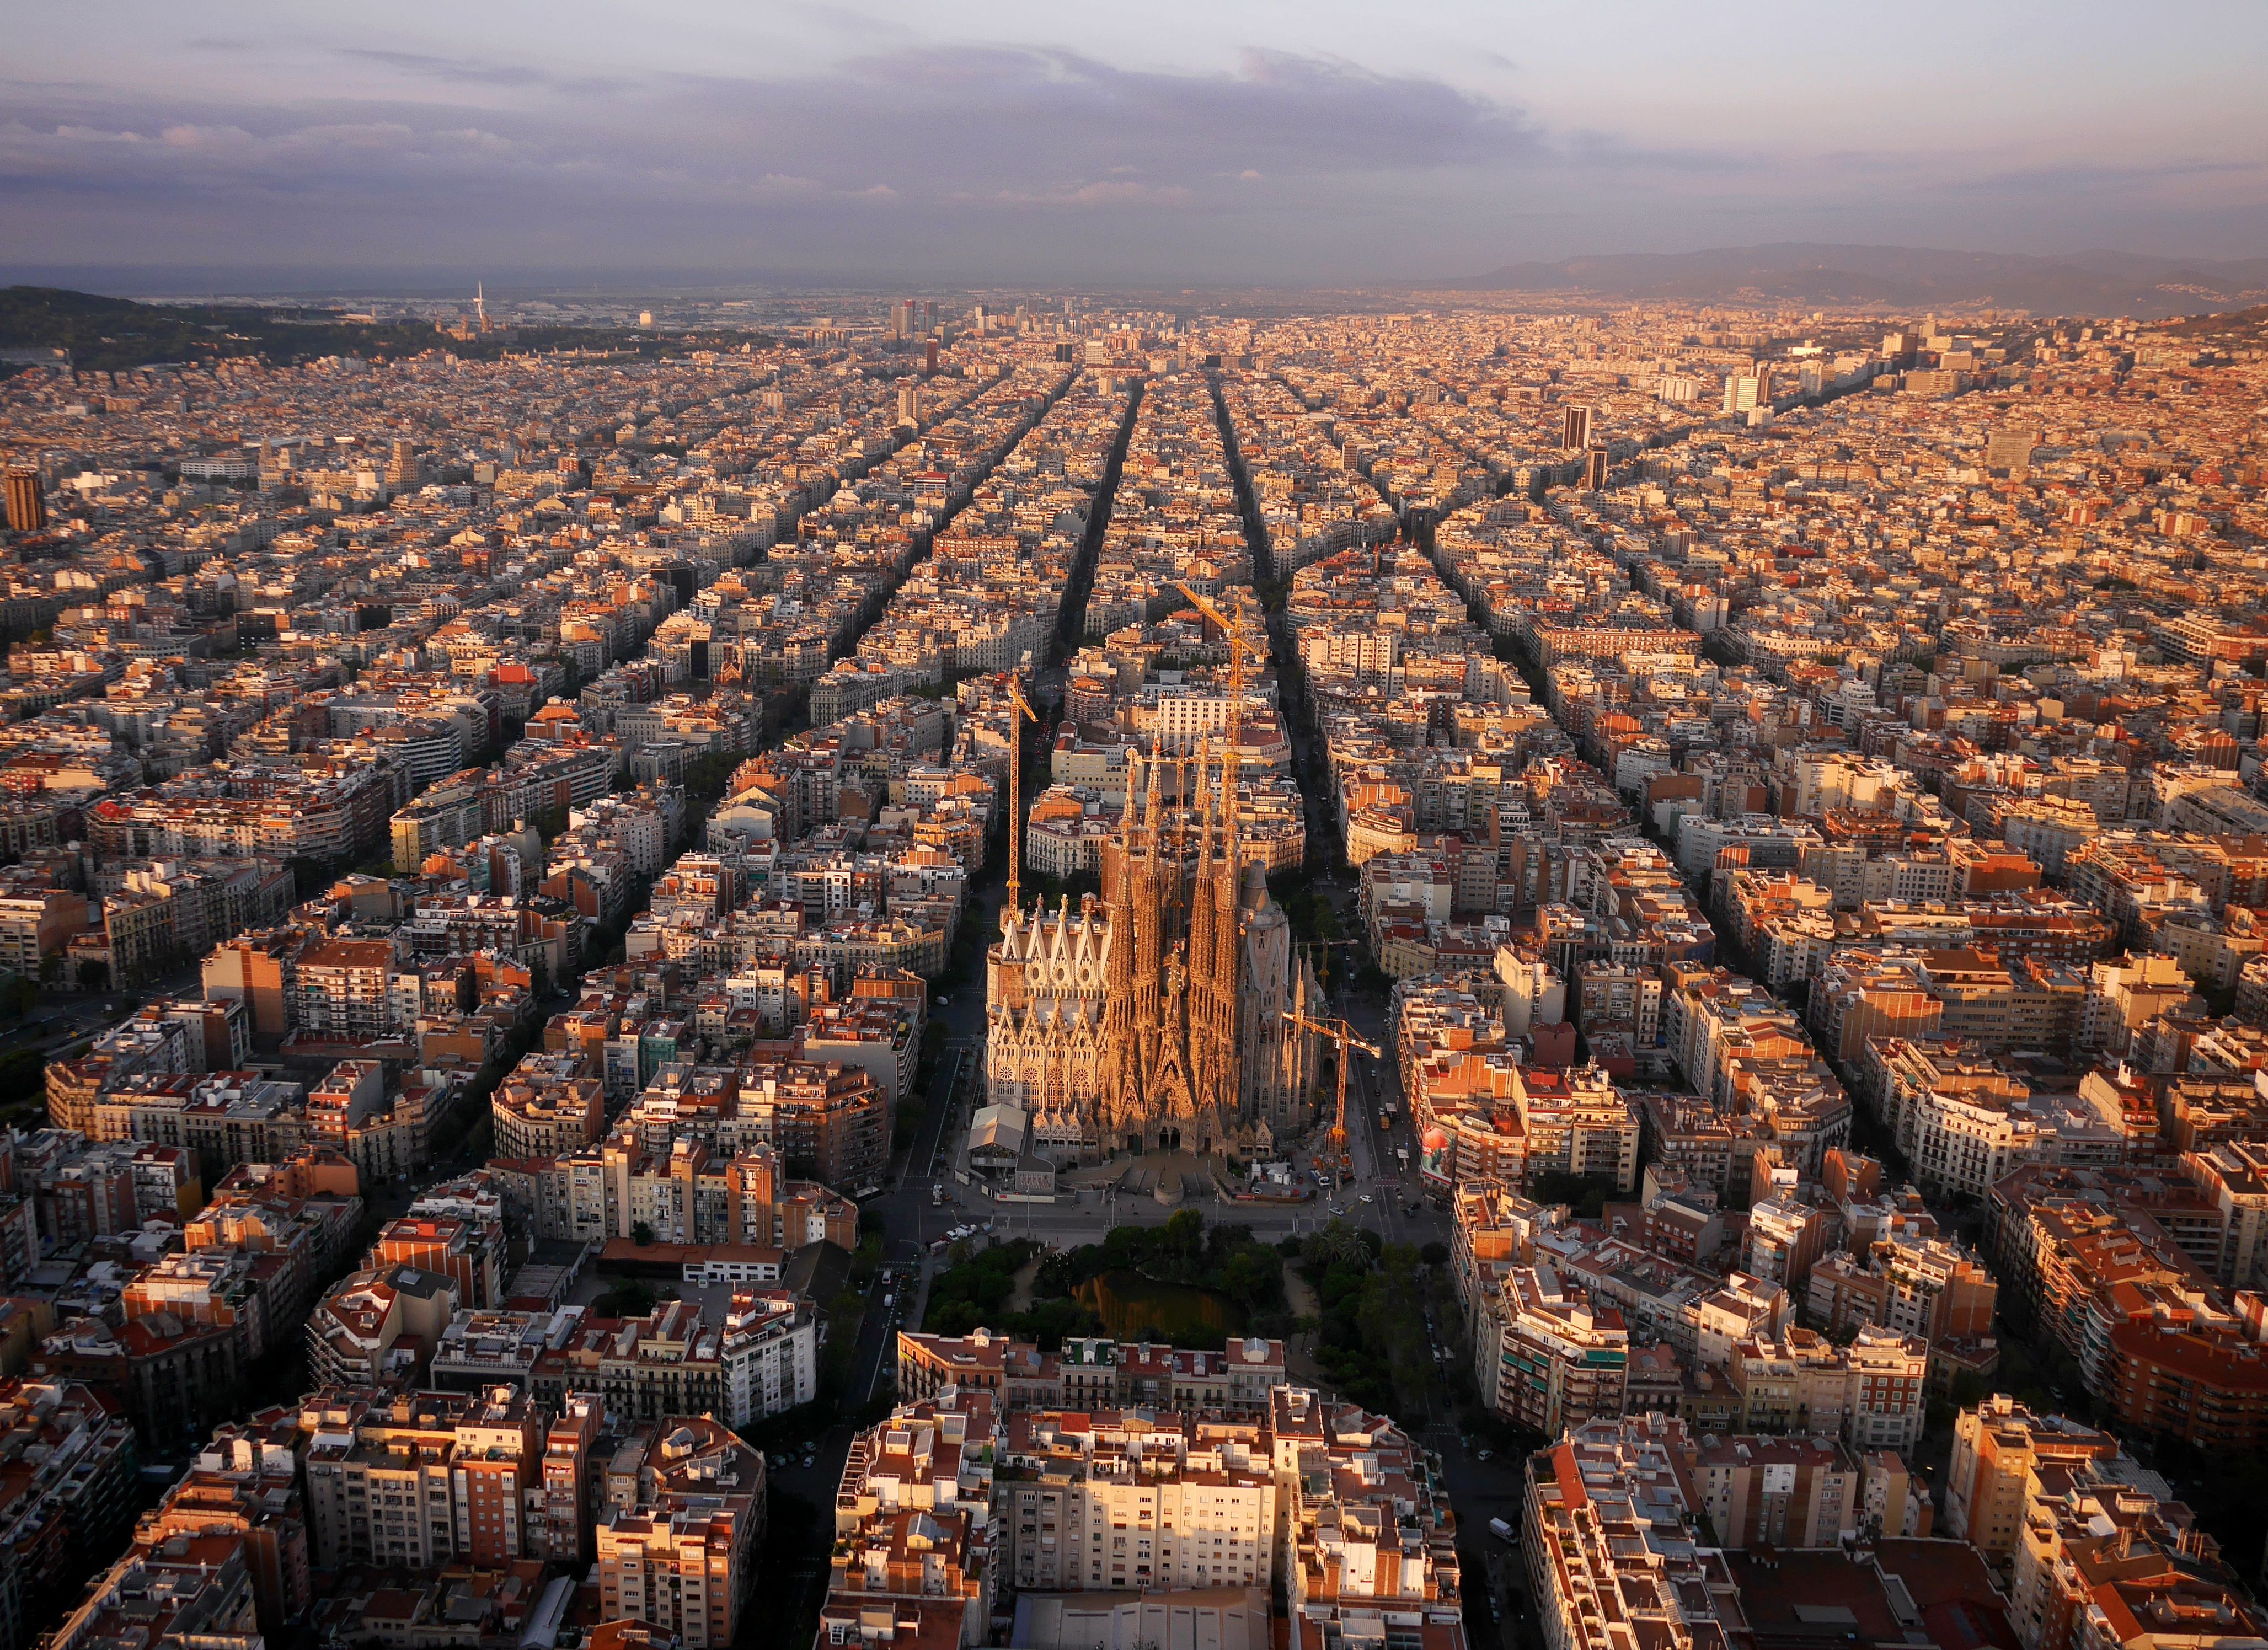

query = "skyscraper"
[
  {"left": 385, "top": 440, "right": 421, "bottom": 490},
  {"left": 3, "top": 468, "right": 44, "bottom": 533},
  {"left": 1562, "top": 404, "right": 1593, "bottom": 451},
  {"left": 1722, "top": 369, "right": 1768, "bottom": 415}
]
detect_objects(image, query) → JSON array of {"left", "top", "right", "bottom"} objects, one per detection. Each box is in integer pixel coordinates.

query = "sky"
[{"left": 6, "top": 0, "right": 2267, "bottom": 291}]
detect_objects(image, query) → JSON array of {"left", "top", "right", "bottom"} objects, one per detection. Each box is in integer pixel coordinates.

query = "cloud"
[
  {"left": 159, "top": 123, "right": 256, "bottom": 149},
  {"left": 0, "top": 26, "right": 2261, "bottom": 284},
  {"left": 657, "top": 43, "right": 1550, "bottom": 203},
  {"left": 0, "top": 44, "right": 1554, "bottom": 234},
  {"left": 48, "top": 124, "right": 143, "bottom": 144},
  {"left": 337, "top": 47, "right": 633, "bottom": 97},
  {"left": 983, "top": 180, "right": 1198, "bottom": 210},
  {"left": 340, "top": 48, "right": 550, "bottom": 89},
  {"left": 1946, "top": 157, "right": 2264, "bottom": 194}
]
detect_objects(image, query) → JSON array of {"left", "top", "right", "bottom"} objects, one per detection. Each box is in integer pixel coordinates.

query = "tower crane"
[
  {"left": 1003, "top": 673, "right": 1041, "bottom": 917},
  {"left": 1171, "top": 581, "right": 1254, "bottom": 814},
  {"left": 1285, "top": 1011, "right": 1381, "bottom": 1178}
]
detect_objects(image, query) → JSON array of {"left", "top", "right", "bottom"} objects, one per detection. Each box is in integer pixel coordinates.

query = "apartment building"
[
  {"left": 596, "top": 1415, "right": 764, "bottom": 1649},
  {"left": 305, "top": 1263, "right": 463, "bottom": 1390},
  {"left": 531, "top": 1293, "right": 817, "bottom": 1428},
  {"left": 1482, "top": 1264, "right": 1630, "bottom": 1435},
  {"left": 490, "top": 1050, "right": 606, "bottom": 1158},
  {"left": 1944, "top": 1397, "right": 2121, "bottom": 1565},
  {"left": 288, "top": 937, "right": 403, "bottom": 1040},
  {"left": 996, "top": 1405, "right": 1277, "bottom": 1595},
  {"left": 525, "top": 1396, "right": 601, "bottom": 1565},
  {"left": 1523, "top": 1418, "right": 1744, "bottom": 1650},
  {"left": 0, "top": 1378, "right": 142, "bottom": 1650},
  {"left": 2008, "top": 1451, "right": 2237, "bottom": 1650},
  {"left": 1280, "top": 1384, "right": 1462, "bottom": 1650},
  {"left": 298, "top": 1385, "right": 543, "bottom": 1571}
]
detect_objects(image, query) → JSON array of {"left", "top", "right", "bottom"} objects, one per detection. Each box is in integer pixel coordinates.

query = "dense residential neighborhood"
[{"left": 2, "top": 285, "right": 2268, "bottom": 1650}]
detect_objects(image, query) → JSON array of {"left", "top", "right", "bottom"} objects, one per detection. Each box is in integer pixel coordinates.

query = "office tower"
[
  {"left": 1584, "top": 446, "right": 1609, "bottom": 491},
  {"left": 385, "top": 440, "right": 421, "bottom": 490},
  {"left": 924, "top": 339, "right": 939, "bottom": 373},
  {"left": 4, "top": 468, "right": 45, "bottom": 533},
  {"left": 1562, "top": 405, "right": 1593, "bottom": 451}
]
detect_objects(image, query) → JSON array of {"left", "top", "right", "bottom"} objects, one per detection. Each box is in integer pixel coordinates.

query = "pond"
[{"left": 1074, "top": 1268, "right": 1239, "bottom": 1342}]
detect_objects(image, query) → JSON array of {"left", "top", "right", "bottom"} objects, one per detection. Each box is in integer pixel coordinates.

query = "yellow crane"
[
  {"left": 1171, "top": 581, "right": 1254, "bottom": 696},
  {"left": 1285, "top": 1010, "right": 1381, "bottom": 1178},
  {"left": 1170, "top": 579, "right": 1255, "bottom": 830},
  {"left": 1004, "top": 673, "right": 1040, "bottom": 916}
]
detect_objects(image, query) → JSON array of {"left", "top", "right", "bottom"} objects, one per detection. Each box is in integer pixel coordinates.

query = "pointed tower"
[
  {"left": 1099, "top": 751, "right": 1139, "bottom": 1133},
  {"left": 1186, "top": 756, "right": 1218, "bottom": 1113},
  {"left": 1111, "top": 747, "right": 1170, "bottom": 1134},
  {"left": 1211, "top": 743, "right": 1244, "bottom": 1124}
]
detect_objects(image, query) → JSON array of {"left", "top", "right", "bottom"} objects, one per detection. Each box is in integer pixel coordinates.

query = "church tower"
[{"left": 987, "top": 735, "right": 1317, "bottom": 1162}]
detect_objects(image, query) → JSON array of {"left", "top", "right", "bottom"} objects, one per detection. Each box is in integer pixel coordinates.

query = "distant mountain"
[{"left": 1435, "top": 244, "right": 2268, "bottom": 319}]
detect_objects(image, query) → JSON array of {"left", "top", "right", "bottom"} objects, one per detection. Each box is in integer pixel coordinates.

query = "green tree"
[
  {"left": 1159, "top": 1208, "right": 1207, "bottom": 1276},
  {"left": 686, "top": 751, "right": 740, "bottom": 801},
  {"left": 1217, "top": 1247, "right": 1281, "bottom": 1309},
  {"left": 75, "top": 959, "right": 109, "bottom": 993},
  {"left": 1302, "top": 1220, "right": 1370, "bottom": 1272},
  {"left": 632, "top": 1221, "right": 655, "bottom": 1246}
]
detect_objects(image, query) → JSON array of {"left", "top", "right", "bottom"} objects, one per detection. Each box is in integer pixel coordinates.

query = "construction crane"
[
  {"left": 1172, "top": 581, "right": 1254, "bottom": 816},
  {"left": 1298, "top": 936, "right": 1365, "bottom": 998},
  {"left": 1003, "top": 673, "right": 1041, "bottom": 917},
  {"left": 1286, "top": 1011, "right": 1382, "bottom": 1178}
]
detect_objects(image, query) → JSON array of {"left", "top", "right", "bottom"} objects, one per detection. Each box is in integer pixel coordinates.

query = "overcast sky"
[{"left": 7, "top": 0, "right": 2266, "bottom": 290}]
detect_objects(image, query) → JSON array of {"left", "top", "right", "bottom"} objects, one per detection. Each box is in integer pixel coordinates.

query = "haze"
[{"left": 6, "top": 0, "right": 2266, "bottom": 288}]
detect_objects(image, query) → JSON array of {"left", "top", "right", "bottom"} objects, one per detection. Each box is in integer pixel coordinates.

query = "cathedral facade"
[{"left": 984, "top": 750, "right": 1320, "bottom": 1161}]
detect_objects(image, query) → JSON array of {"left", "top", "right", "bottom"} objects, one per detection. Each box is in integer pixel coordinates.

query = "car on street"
[{"left": 1358, "top": 1193, "right": 1374, "bottom": 1204}]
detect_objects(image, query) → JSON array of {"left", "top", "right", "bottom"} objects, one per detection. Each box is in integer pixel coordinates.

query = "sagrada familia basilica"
[{"left": 983, "top": 748, "right": 1322, "bottom": 1162}]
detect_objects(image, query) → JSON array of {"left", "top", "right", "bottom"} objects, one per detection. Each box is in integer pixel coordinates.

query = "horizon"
[
  {"left": 6, "top": 238, "right": 2266, "bottom": 310},
  {"left": 7, "top": 1, "right": 2266, "bottom": 287}
]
